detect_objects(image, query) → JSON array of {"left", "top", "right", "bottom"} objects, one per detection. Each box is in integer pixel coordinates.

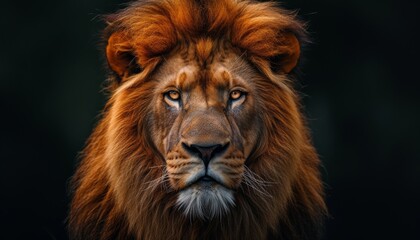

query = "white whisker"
[
  {"left": 242, "top": 166, "right": 274, "bottom": 198},
  {"left": 141, "top": 169, "right": 172, "bottom": 192}
]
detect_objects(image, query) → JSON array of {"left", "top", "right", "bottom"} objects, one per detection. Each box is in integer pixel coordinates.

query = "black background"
[{"left": 1, "top": 0, "right": 419, "bottom": 239}]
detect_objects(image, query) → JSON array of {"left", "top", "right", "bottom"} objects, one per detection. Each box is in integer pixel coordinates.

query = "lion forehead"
[{"left": 155, "top": 52, "right": 251, "bottom": 91}]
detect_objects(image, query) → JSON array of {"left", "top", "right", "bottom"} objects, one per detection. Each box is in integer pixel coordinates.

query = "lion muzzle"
[{"left": 166, "top": 107, "right": 244, "bottom": 219}]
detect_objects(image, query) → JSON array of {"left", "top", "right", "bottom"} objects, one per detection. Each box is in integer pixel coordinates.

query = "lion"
[{"left": 69, "top": 0, "right": 327, "bottom": 239}]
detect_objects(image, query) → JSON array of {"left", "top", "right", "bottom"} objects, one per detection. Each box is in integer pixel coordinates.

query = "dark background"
[{"left": 1, "top": 0, "right": 419, "bottom": 239}]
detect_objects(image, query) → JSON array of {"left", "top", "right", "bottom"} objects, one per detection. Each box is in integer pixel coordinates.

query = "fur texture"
[{"left": 69, "top": 0, "right": 326, "bottom": 239}]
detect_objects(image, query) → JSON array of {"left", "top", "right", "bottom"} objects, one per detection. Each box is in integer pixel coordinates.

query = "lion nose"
[{"left": 183, "top": 143, "right": 229, "bottom": 167}]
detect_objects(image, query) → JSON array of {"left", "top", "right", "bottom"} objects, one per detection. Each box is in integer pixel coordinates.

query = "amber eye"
[
  {"left": 229, "top": 90, "right": 243, "bottom": 100},
  {"left": 166, "top": 90, "right": 180, "bottom": 101}
]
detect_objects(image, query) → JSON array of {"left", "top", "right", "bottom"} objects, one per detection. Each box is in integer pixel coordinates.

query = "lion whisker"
[
  {"left": 242, "top": 178, "right": 272, "bottom": 199},
  {"left": 141, "top": 170, "right": 172, "bottom": 192},
  {"left": 244, "top": 165, "right": 278, "bottom": 186},
  {"left": 242, "top": 169, "right": 272, "bottom": 198}
]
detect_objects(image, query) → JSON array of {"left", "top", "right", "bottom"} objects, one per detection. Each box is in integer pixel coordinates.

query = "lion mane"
[{"left": 69, "top": 0, "right": 326, "bottom": 239}]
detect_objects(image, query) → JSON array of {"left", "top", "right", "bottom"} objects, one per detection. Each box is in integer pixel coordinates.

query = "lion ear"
[
  {"left": 269, "top": 32, "right": 301, "bottom": 74},
  {"left": 106, "top": 32, "right": 141, "bottom": 80}
]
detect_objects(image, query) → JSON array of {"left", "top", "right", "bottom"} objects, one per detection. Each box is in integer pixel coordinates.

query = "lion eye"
[
  {"left": 229, "top": 90, "right": 243, "bottom": 100},
  {"left": 229, "top": 89, "right": 247, "bottom": 109},
  {"left": 166, "top": 90, "right": 180, "bottom": 101},
  {"left": 164, "top": 90, "right": 181, "bottom": 109}
]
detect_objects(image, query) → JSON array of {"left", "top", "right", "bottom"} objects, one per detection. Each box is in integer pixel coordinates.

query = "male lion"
[{"left": 69, "top": 0, "right": 326, "bottom": 239}]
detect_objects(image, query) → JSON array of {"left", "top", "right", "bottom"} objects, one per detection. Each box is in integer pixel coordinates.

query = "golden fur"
[{"left": 69, "top": 0, "right": 326, "bottom": 239}]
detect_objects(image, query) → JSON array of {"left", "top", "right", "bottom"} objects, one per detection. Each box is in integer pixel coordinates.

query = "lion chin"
[{"left": 177, "top": 181, "right": 235, "bottom": 220}]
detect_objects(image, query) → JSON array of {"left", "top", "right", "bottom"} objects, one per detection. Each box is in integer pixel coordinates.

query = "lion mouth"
[
  {"left": 185, "top": 174, "right": 230, "bottom": 190},
  {"left": 198, "top": 175, "right": 214, "bottom": 182},
  {"left": 178, "top": 173, "right": 230, "bottom": 190}
]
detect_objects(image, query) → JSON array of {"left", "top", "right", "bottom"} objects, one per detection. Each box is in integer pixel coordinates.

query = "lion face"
[
  {"left": 70, "top": 1, "right": 327, "bottom": 239},
  {"left": 148, "top": 48, "right": 260, "bottom": 219}
]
